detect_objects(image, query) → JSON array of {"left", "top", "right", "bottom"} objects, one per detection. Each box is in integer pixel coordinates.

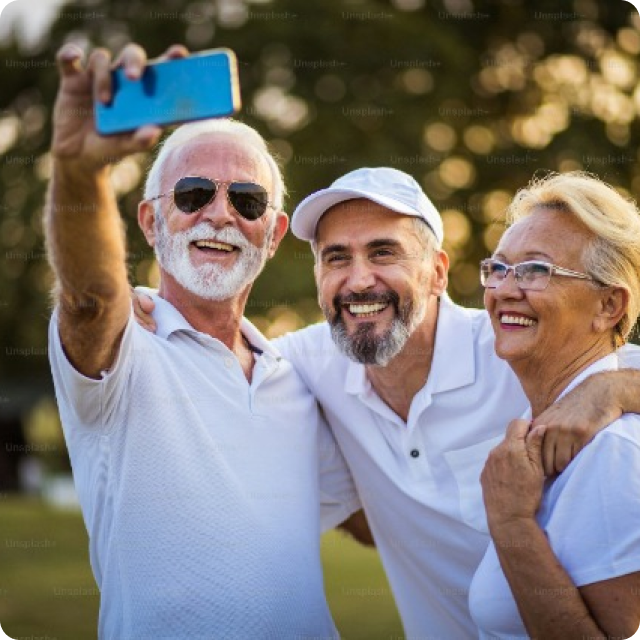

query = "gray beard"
[
  {"left": 153, "top": 213, "right": 274, "bottom": 301},
  {"left": 325, "top": 294, "right": 427, "bottom": 367}
]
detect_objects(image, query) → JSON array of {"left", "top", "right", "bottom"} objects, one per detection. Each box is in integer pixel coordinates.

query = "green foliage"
[{"left": 1, "top": 0, "right": 639, "bottom": 384}]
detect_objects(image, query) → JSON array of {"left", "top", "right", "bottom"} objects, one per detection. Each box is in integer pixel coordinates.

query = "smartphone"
[{"left": 95, "top": 48, "right": 241, "bottom": 135}]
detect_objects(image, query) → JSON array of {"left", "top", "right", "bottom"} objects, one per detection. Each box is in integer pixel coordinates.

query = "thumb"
[{"left": 525, "top": 425, "right": 547, "bottom": 467}]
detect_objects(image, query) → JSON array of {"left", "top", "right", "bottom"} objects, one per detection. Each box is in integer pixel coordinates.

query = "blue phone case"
[{"left": 95, "top": 48, "right": 241, "bottom": 135}]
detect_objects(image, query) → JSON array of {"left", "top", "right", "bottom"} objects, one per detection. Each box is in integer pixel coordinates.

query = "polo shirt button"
[
  {"left": 224, "top": 357, "right": 234, "bottom": 369},
  {"left": 410, "top": 449, "right": 420, "bottom": 458}
]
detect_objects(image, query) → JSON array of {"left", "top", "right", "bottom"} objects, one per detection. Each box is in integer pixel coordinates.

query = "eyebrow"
[
  {"left": 319, "top": 238, "right": 403, "bottom": 260},
  {"left": 493, "top": 251, "right": 555, "bottom": 262}
]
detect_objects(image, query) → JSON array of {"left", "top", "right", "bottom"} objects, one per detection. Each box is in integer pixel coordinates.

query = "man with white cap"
[
  {"left": 134, "top": 166, "right": 640, "bottom": 637},
  {"left": 276, "top": 166, "right": 640, "bottom": 638}
]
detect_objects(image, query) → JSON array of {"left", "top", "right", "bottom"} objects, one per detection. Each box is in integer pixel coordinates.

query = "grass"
[{"left": 0, "top": 497, "right": 402, "bottom": 639}]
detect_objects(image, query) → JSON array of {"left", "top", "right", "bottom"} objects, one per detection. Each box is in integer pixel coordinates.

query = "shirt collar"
[
  {"left": 344, "top": 293, "right": 476, "bottom": 396},
  {"left": 139, "top": 288, "right": 281, "bottom": 360}
]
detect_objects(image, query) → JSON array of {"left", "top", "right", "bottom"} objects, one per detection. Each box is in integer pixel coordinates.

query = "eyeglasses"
[
  {"left": 480, "top": 258, "right": 597, "bottom": 291},
  {"left": 147, "top": 176, "right": 275, "bottom": 220}
]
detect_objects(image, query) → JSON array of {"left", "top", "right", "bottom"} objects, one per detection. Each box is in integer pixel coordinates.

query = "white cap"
[{"left": 290, "top": 167, "right": 444, "bottom": 244}]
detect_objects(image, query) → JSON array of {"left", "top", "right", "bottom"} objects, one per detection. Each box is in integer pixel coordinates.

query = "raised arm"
[{"left": 45, "top": 43, "right": 185, "bottom": 378}]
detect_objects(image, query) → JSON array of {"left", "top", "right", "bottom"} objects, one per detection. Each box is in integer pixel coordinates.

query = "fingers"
[
  {"left": 525, "top": 425, "right": 547, "bottom": 468},
  {"left": 162, "top": 44, "right": 190, "bottom": 61},
  {"left": 131, "top": 289, "right": 157, "bottom": 333},
  {"left": 505, "top": 418, "right": 530, "bottom": 441},
  {"left": 139, "top": 296, "right": 156, "bottom": 315},
  {"left": 90, "top": 43, "right": 149, "bottom": 104},
  {"left": 87, "top": 48, "right": 113, "bottom": 104},
  {"left": 113, "top": 43, "right": 148, "bottom": 80},
  {"left": 540, "top": 426, "right": 557, "bottom": 476},
  {"left": 56, "top": 44, "right": 85, "bottom": 78}
]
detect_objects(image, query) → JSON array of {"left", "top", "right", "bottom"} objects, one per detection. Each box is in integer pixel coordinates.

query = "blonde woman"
[{"left": 469, "top": 171, "right": 640, "bottom": 639}]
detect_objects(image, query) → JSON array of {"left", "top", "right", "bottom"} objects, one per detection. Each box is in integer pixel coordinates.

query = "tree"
[{"left": 1, "top": 0, "right": 638, "bottom": 393}]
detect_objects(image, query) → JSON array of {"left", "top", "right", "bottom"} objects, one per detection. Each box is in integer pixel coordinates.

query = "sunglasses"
[
  {"left": 480, "top": 258, "right": 597, "bottom": 291},
  {"left": 148, "top": 176, "right": 275, "bottom": 220}
]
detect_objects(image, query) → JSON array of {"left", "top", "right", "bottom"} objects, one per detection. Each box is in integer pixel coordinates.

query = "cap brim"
[{"left": 291, "top": 188, "right": 421, "bottom": 241}]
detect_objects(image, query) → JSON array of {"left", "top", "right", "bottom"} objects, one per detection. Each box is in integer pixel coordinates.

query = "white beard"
[{"left": 153, "top": 214, "right": 274, "bottom": 301}]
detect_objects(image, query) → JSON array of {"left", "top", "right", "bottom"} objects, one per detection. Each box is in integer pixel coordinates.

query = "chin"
[{"left": 493, "top": 338, "right": 529, "bottom": 363}]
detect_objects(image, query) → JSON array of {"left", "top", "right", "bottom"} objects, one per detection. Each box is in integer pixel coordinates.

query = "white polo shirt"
[
  {"left": 469, "top": 353, "right": 640, "bottom": 639},
  {"left": 49, "top": 294, "right": 360, "bottom": 640},
  {"left": 275, "top": 295, "right": 640, "bottom": 639}
]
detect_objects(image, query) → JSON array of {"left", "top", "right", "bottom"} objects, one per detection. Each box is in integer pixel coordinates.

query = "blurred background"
[{"left": 1, "top": 0, "right": 640, "bottom": 637}]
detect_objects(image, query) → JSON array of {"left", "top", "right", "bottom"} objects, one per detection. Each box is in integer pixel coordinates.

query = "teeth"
[
  {"left": 194, "top": 240, "right": 234, "bottom": 252},
  {"left": 501, "top": 314, "right": 537, "bottom": 327},
  {"left": 348, "top": 302, "right": 388, "bottom": 317}
]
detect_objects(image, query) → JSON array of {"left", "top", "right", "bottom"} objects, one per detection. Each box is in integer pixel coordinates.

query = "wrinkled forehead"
[
  {"left": 496, "top": 207, "right": 593, "bottom": 263},
  {"left": 160, "top": 133, "right": 272, "bottom": 191},
  {"left": 316, "top": 199, "right": 418, "bottom": 245}
]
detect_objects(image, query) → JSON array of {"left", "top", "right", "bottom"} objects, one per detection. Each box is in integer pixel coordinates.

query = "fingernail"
[{"left": 125, "top": 64, "right": 142, "bottom": 79}]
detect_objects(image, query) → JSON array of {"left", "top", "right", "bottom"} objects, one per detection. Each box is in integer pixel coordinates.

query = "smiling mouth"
[
  {"left": 344, "top": 302, "right": 390, "bottom": 318},
  {"left": 499, "top": 313, "right": 537, "bottom": 327},
  {"left": 192, "top": 240, "right": 238, "bottom": 254}
]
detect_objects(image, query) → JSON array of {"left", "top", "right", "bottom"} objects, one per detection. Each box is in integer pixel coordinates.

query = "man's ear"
[
  {"left": 267, "top": 211, "right": 289, "bottom": 259},
  {"left": 139, "top": 200, "right": 157, "bottom": 247},
  {"left": 431, "top": 249, "right": 450, "bottom": 297},
  {"left": 593, "top": 286, "right": 628, "bottom": 334}
]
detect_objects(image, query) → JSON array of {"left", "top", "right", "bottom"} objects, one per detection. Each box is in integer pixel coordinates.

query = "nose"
[
  {"left": 492, "top": 269, "right": 524, "bottom": 299},
  {"left": 199, "top": 185, "right": 235, "bottom": 226},
  {"left": 345, "top": 255, "right": 376, "bottom": 292}
]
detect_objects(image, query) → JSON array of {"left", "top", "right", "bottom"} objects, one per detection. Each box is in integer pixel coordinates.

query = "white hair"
[{"left": 143, "top": 118, "right": 286, "bottom": 210}]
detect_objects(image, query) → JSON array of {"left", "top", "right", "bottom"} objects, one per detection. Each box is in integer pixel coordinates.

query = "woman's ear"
[{"left": 593, "top": 286, "right": 628, "bottom": 335}]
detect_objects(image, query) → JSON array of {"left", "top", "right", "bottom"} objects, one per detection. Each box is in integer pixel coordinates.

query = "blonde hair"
[{"left": 507, "top": 171, "right": 640, "bottom": 345}]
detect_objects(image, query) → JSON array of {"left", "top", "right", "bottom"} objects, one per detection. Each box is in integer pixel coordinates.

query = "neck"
[
  {"left": 365, "top": 296, "right": 440, "bottom": 422},
  {"left": 158, "top": 273, "right": 250, "bottom": 354},
  {"left": 512, "top": 339, "right": 614, "bottom": 418}
]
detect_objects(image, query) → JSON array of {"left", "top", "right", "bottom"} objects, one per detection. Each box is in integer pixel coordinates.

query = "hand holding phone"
[{"left": 95, "top": 48, "right": 241, "bottom": 135}]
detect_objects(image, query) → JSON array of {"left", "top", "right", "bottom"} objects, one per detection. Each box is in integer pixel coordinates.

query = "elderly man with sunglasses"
[{"left": 44, "top": 43, "right": 359, "bottom": 639}]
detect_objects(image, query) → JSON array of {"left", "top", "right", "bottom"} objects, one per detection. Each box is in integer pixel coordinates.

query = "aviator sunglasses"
[{"left": 148, "top": 176, "right": 275, "bottom": 220}]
